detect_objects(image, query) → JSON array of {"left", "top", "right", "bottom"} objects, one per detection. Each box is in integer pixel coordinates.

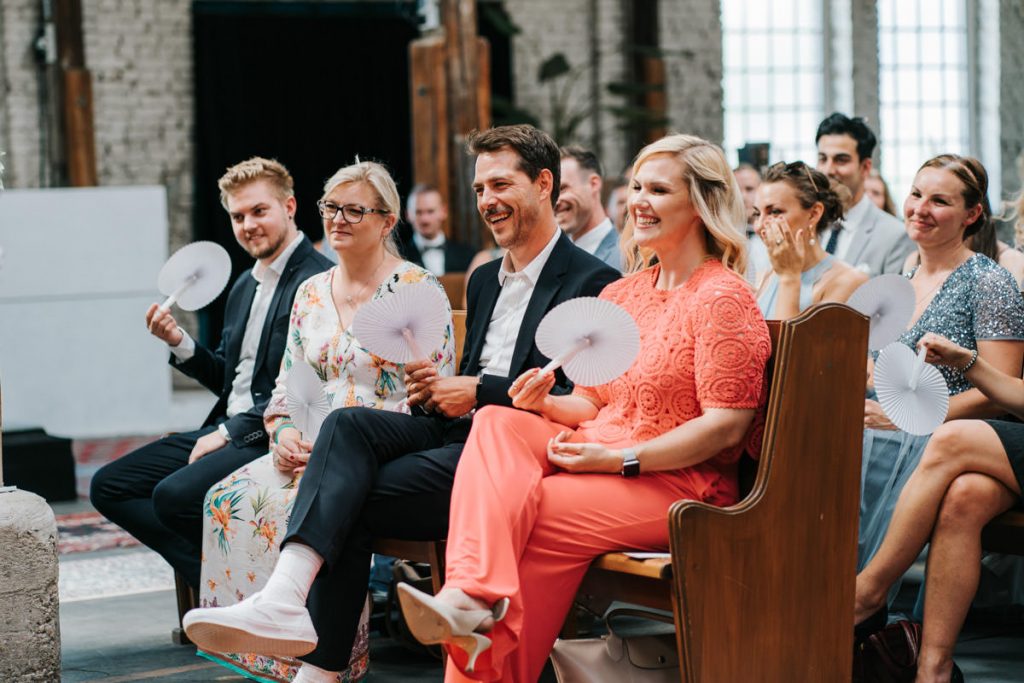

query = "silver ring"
[{"left": 776, "top": 238, "right": 783, "bottom": 245}]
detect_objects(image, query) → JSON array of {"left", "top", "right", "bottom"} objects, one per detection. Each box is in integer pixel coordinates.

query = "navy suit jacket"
[
  {"left": 171, "top": 237, "right": 333, "bottom": 449},
  {"left": 461, "top": 231, "right": 621, "bottom": 408}
]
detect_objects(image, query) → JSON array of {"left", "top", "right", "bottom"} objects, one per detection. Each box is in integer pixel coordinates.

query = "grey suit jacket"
[
  {"left": 592, "top": 226, "right": 622, "bottom": 272},
  {"left": 842, "top": 200, "right": 914, "bottom": 276}
]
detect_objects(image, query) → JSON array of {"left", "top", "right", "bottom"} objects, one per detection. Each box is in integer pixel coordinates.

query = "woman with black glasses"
[{"left": 193, "top": 160, "right": 455, "bottom": 682}]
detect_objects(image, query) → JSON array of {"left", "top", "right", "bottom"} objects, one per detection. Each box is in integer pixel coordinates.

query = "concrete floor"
[
  {"left": 60, "top": 588, "right": 444, "bottom": 682},
  {"left": 58, "top": 570, "right": 1024, "bottom": 682}
]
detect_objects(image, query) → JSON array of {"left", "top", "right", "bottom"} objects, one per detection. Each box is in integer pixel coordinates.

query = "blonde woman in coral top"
[{"left": 397, "top": 134, "right": 772, "bottom": 682}]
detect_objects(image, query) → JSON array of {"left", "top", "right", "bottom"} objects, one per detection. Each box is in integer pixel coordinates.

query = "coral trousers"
[{"left": 442, "top": 406, "right": 719, "bottom": 682}]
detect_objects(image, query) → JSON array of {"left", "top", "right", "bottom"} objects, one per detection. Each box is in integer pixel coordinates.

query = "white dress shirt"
[
  {"left": 820, "top": 193, "right": 871, "bottom": 261},
  {"left": 170, "top": 233, "right": 305, "bottom": 421},
  {"left": 413, "top": 232, "right": 447, "bottom": 276},
  {"left": 571, "top": 217, "right": 614, "bottom": 256},
  {"left": 477, "top": 229, "right": 560, "bottom": 378}
]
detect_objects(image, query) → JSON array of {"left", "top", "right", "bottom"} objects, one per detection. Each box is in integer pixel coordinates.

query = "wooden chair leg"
[
  {"left": 426, "top": 542, "right": 448, "bottom": 668},
  {"left": 172, "top": 571, "right": 198, "bottom": 645}
]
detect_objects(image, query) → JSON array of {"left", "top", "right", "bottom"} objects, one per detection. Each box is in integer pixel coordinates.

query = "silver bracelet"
[{"left": 961, "top": 349, "right": 979, "bottom": 373}]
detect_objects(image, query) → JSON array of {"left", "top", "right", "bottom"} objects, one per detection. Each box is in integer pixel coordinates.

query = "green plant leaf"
[{"left": 539, "top": 53, "right": 572, "bottom": 82}]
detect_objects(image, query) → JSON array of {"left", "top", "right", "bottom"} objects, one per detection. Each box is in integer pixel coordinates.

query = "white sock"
[
  {"left": 292, "top": 663, "right": 338, "bottom": 683},
  {"left": 259, "top": 543, "right": 324, "bottom": 607}
]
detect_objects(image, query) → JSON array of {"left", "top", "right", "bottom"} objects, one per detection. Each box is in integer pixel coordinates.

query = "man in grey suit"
[
  {"left": 815, "top": 113, "right": 913, "bottom": 276},
  {"left": 557, "top": 145, "right": 622, "bottom": 271}
]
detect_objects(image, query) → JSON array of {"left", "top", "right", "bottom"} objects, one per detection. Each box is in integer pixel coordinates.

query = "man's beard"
[
  {"left": 246, "top": 230, "right": 288, "bottom": 260},
  {"left": 493, "top": 202, "right": 539, "bottom": 251}
]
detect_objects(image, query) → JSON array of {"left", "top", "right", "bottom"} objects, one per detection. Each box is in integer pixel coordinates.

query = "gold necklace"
[{"left": 341, "top": 255, "right": 387, "bottom": 308}]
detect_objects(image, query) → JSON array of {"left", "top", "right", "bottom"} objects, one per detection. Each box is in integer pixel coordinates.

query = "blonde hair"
[
  {"left": 322, "top": 158, "right": 401, "bottom": 257},
  {"left": 621, "top": 134, "right": 747, "bottom": 275},
  {"left": 218, "top": 157, "right": 294, "bottom": 209}
]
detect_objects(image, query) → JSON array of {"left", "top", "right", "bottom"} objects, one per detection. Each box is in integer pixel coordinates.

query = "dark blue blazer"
[
  {"left": 462, "top": 231, "right": 621, "bottom": 408},
  {"left": 172, "top": 237, "right": 332, "bottom": 449}
]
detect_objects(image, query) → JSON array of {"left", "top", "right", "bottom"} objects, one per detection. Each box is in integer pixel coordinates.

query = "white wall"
[{"left": 0, "top": 186, "right": 174, "bottom": 438}]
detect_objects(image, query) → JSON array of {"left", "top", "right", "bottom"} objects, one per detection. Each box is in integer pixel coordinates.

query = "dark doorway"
[{"left": 192, "top": 1, "right": 419, "bottom": 345}]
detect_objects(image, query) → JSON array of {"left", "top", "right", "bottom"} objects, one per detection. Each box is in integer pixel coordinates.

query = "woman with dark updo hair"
[{"left": 753, "top": 161, "right": 868, "bottom": 319}]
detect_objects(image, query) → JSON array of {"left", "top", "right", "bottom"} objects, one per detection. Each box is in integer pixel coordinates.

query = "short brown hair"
[
  {"left": 467, "top": 124, "right": 561, "bottom": 208},
  {"left": 218, "top": 157, "right": 294, "bottom": 209}
]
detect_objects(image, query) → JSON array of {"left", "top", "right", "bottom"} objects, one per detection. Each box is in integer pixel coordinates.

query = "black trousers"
[
  {"left": 89, "top": 426, "right": 267, "bottom": 588},
  {"left": 284, "top": 407, "right": 469, "bottom": 671}
]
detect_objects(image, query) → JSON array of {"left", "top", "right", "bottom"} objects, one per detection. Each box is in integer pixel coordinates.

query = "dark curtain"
[{"left": 192, "top": 1, "right": 418, "bottom": 347}]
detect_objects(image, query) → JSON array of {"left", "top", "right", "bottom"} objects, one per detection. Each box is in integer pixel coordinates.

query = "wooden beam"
[
  {"left": 53, "top": 0, "right": 97, "bottom": 186},
  {"left": 410, "top": 36, "right": 450, "bottom": 219},
  {"left": 63, "top": 68, "right": 98, "bottom": 186}
]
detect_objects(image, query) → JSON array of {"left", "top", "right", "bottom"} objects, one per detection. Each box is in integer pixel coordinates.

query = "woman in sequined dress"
[
  {"left": 858, "top": 155, "right": 1024, "bottom": 576},
  {"left": 855, "top": 329, "right": 1024, "bottom": 683}
]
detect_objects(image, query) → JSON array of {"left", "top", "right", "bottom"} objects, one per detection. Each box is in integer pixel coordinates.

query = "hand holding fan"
[
  {"left": 157, "top": 241, "right": 232, "bottom": 312},
  {"left": 534, "top": 297, "right": 640, "bottom": 386},
  {"left": 874, "top": 341, "right": 949, "bottom": 436},
  {"left": 285, "top": 361, "right": 331, "bottom": 443},
  {"left": 846, "top": 274, "right": 915, "bottom": 351},
  {"left": 352, "top": 281, "right": 450, "bottom": 363}
]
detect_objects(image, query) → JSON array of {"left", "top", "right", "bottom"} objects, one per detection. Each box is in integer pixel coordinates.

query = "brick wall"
[
  {"left": 81, "top": 0, "right": 194, "bottom": 254},
  {"left": 659, "top": 0, "right": 724, "bottom": 145}
]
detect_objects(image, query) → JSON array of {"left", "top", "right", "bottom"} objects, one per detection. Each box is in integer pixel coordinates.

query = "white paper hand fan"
[
  {"left": 157, "top": 241, "right": 232, "bottom": 311},
  {"left": 846, "top": 274, "right": 915, "bottom": 351},
  {"left": 535, "top": 297, "right": 640, "bottom": 387},
  {"left": 875, "top": 342, "right": 949, "bottom": 436},
  {"left": 285, "top": 361, "right": 331, "bottom": 443},
  {"left": 352, "top": 281, "right": 450, "bottom": 363}
]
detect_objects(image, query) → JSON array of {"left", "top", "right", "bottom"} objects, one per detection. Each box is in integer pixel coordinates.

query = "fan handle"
[
  {"left": 402, "top": 328, "right": 428, "bottom": 363},
  {"left": 159, "top": 273, "right": 198, "bottom": 312},
  {"left": 908, "top": 346, "right": 927, "bottom": 391},
  {"left": 540, "top": 337, "right": 592, "bottom": 375}
]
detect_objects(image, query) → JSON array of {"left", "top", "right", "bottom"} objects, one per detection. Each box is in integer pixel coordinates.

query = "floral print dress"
[{"left": 198, "top": 261, "right": 455, "bottom": 683}]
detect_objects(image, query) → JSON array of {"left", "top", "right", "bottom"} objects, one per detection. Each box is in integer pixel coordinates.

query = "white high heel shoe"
[{"left": 396, "top": 583, "right": 509, "bottom": 672}]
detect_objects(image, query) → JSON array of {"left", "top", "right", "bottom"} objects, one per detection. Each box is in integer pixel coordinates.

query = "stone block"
[{"left": 0, "top": 489, "right": 61, "bottom": 682}]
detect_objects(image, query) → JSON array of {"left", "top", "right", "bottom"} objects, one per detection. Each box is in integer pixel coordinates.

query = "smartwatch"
[{"left": 620, "top": 447, "right": 640, "bottom": 478}]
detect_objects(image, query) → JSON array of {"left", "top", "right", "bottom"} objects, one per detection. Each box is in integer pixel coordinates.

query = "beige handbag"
[{"left": 549, "top": 608, "right": 679, "bottom": 683}]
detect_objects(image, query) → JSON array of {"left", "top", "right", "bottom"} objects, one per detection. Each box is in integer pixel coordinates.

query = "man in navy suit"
[
  {"left": 400, "top": 184, "right": 476, "bottom": 276},
  {"left": 557, "top": 145, "right": 622, "bottom": 271},
  {"left": 182, "top": 126, "right": 621, "bottom": 676},
  {"left": 90, "top": 157, "right": 332, "bottom": 589}
]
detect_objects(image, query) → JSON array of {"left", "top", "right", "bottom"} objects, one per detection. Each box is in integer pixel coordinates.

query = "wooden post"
[
  {"left": 54, "top": 0, "right": 97, "bottom": 186},
  {"left": 409, "top": 0, "right": 490, "bottom": 247}
]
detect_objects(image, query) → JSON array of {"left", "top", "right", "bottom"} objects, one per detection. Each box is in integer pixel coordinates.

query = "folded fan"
[
  {"left": 846, "top": 274, "right": 916, "bottom": 351},
  {"left": 535, "top": 297, "right": 640, "bottom": 387},
  {"left": 874, "top": 341, "right": 949, "bottom": 436},
  {"left": 285, "top": 361, "right": 331, "bottom": 443},
  {"left": 352, "top": 281, "right": 450, "bottom": 364},
  {"left": 156, "top": 241, "right": 232, "bottom": 312}
]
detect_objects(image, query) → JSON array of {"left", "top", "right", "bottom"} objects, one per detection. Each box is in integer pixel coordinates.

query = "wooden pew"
[
  {"left": 574, "top": 303, "right": 869, "bottom": 682},
  {"left": 438, "top": 273, "right": 467, "bottom": 312}
]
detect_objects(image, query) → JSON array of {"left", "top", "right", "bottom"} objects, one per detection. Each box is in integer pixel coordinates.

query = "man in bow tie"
[{"left": 400, "top": 184, "right": 475, "bottom": 276}]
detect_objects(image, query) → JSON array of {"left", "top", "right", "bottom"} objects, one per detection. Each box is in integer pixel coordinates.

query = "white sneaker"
[{"left": 183, "top": 591, "right": 317, "bottom": 657}]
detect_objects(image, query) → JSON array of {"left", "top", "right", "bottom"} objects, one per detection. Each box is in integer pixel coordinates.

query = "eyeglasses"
[{"left": 317, "top": 201, "right": 390, "bottom": 224}]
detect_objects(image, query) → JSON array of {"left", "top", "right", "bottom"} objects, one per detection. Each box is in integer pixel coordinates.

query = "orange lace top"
[{"left": 574, "top": 260, "right": 771, "bottom": 500}]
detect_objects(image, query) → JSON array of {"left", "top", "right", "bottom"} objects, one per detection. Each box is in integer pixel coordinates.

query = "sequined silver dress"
[{"left": 859, "top": 253, "right": 1024, "bottom": 570}]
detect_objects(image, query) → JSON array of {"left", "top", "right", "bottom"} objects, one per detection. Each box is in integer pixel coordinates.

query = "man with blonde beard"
[{"left": 90, "top": 157, "right": 331, "bottom": 590}]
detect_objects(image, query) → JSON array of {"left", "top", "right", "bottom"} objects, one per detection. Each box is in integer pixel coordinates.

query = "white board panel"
[{"left": 0, "top": 186, "right": 174, "bottom": 438}]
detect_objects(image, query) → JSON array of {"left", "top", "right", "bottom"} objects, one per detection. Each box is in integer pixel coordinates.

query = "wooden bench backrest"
[
  {"left": 453, "top": 310, "right": 467, "bottom": 370},
  {"left": 439, "top": 273, "right": 467, "bottom": 312},
  {"left": 669, "top": 303, "right": 868, "bottom": 682}
]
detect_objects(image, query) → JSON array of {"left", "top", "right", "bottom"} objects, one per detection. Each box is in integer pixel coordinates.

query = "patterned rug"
[{"left": 57, "top": 511, "right": 140, "bottom": 555}]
